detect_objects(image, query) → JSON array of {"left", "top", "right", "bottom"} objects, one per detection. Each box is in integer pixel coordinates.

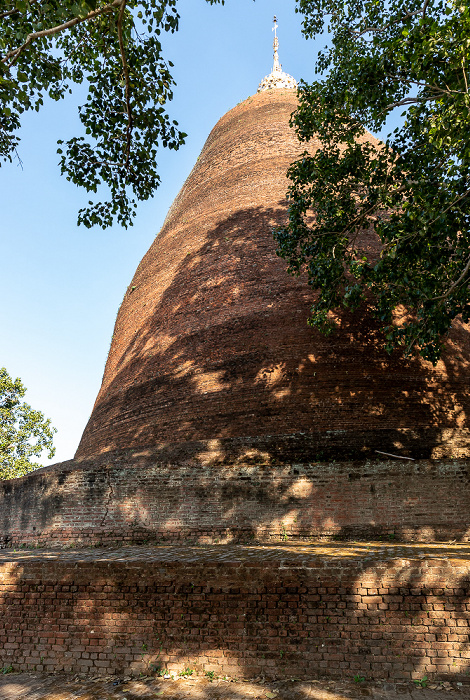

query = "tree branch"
[
  {"left": 116, "top": 0, "right": 132, "bottom": 169},
  {"left": 0, "top": 8, "right": 20, "bottom": 20},
  {"left": 463, "top": 56, "right": 469, "bottom": 94},
  {"left": 428, "top": 187, "right": 470, "bottom": 228},
  {"left": 0, "top": 0, "right": 43, "bottom": 20},
  {"left": 382, "top": 94, "right": 439, "bottom": 112},
  {"left": 384, "top": 73, "right": 462, "bottom": 97},
  {"left": 347, "top": 7, "right": 423, "bottom": 38},
  {"left": 2, "top": 0, "right": 123, "bottom": 67},
  {"left": 432, "top": 254, "right": 470, "bottom": 302}
]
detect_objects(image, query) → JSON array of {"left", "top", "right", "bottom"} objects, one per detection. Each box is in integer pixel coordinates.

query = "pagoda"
[{"left": 74, "top": 19, "right": 469, "bottom": 466}]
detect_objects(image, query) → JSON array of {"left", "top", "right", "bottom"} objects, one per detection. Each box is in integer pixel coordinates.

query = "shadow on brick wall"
[
  {"left": 1, "top": 545, "right": 470, "bottom": 681},
  {"left": 76, "top": 203, "right": 470, "bottom": 463},
  {"left": 1, "top": 204, "right": 469, "bottom": 545},
  {"left": 2, "top": 450, "right": 470, "bottom": 545}
]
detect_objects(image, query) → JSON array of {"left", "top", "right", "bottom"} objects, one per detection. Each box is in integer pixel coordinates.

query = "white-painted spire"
[{"left": 258, "top": 16, "right": 297, "bottom": 92}]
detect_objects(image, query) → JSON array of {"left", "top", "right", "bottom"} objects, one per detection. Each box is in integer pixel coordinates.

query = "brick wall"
[
  {"left": 1, "top": 452, "right": 469, "bottom": 547},
  {"left": 1, "top": 545, "right": 469, "bottom": 681}
]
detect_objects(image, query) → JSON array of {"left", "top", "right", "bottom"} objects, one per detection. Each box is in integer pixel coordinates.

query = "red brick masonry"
[
  {"left": 75, "top": 89, "right": 470, "bottom": 462},
  {"left": 1, "top": 453, "right": 469, "bottom": 547},
  {"left": 1, "top": 544, "right": 470, "bottom": 681}
]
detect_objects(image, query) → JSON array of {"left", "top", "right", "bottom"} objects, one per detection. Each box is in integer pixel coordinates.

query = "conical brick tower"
[
  {"left": 2, "top": 26, "right": 470, "bottom": 683},
  {"left": 76, "top": 25, "right": 470, "bottom": 465}
]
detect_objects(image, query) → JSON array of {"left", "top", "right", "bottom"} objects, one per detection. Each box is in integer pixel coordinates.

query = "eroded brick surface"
[
  {"left": 74, "top": 89, "right": 470, "bottom": 462},
  {"left": 1, "top": 455, "right": 469, "bottom": 546},
  {"left": 1, "top": 544, "right": 470, "bottom": 680}
]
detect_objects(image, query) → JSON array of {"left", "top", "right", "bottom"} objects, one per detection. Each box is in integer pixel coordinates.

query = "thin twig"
[
  {"left": 0, "top": 0, "right": 42, "bottom": 19},
  {"left": 384, "top": 73, "right": 462, "bottom": 96},
  {"left": 383, "top": 94, "right": 438, "bottom": 112},
  {"left": 427, "top": 187, "right": 470, "bottom": 229},
  {"left": 431, "top": 254, "right": 470, "bottom": 302},
  {"left": 462, "top": 56, "right": 469, "bottom": 94},
  {"left": 375, "top": 450, "right": 415, "bottom": 461},
  {"left": 335, "top": 182, "right": 409, "bottom": 240},
  {"left": 2, "top": 0, "right": 123, "bottom": 67},
  {"left": 405, "top": 330, "right": 420, "bottom": 356},
  {"left": 14, "top": 147, "right": 23, "bottom": 170},
  {"left": 0, "top": 8, "right": 19, "bottom": 20},
  {"left": 116, "top": 0, "right": 132, "bottom": 169},
  {"left": 348, "top": 8, "right": 423, "bottom": 38}
]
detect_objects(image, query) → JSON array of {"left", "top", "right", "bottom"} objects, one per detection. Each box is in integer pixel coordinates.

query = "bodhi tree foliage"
[
  {"left": 0, "top": 368, "right": 56, "bottom": 480},
  {"left": 0, "top": 0, "right": 223, "bottom": 228},
  {"left": 275, "top": 0, "right": 470, "bottom": 363}
]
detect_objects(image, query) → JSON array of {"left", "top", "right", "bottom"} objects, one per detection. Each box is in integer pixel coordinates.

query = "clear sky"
[{"left": 0, "top": 1, "right": 341, "bottom": 465}]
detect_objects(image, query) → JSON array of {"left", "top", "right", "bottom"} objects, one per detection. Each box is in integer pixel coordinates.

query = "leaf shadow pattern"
[
  {"left": 1, "top": 544, "right": 470, "bottom": 683},
  {"left": 76, "top": 202, "right": 470, "bottom": 464},
  {"left": 2, "top": 449, "right": 470, "bottom": 545},
  {"left": 2, "top": 199, "right": 470, "bottom": 546}
]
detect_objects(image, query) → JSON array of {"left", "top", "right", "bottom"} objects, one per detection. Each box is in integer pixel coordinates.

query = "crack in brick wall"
[{"left": 1, "top": 454, "right": 469, "bottom": 547}]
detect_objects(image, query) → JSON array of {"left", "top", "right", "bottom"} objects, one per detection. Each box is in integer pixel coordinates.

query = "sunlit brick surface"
[
  {"left": 2, "top": 455, "right": 470, "bottom": 547},
  {"left": 75, "top": 89, "right": 470, "bottom": 463},
  {"left": 1, "top": 544, "right": 470, "bottom": 680}
]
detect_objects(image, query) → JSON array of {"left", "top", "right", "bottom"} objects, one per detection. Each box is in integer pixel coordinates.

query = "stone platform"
[{"left": 1, "top": 543, "right": 469, "bottom": 681}]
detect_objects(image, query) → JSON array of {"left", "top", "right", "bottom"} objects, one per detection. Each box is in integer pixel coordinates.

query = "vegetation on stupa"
[
  {"left": 0, "top": 367, "right": 56, "bottom": 479},
  {"left": 275, "top": 0, "right": 470, "bottom": 364}
]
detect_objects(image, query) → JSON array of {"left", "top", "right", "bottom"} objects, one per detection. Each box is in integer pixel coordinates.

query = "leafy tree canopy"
[
  {"left": 0, "top": 0, "right": 223, "bottom": 229},
  {"left": 275, "top": 0, "right": 470, "bottom": 363},
  {"left": 0, "top": 367, "right": 56, "bottom": 480}
]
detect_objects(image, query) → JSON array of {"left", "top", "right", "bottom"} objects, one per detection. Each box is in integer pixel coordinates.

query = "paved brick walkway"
[
  {"left": 1, "top": 542, "right": 470, "bottom": 567},
  {"left": 0, "top": 673, "right": 470, "bottom": 700}
]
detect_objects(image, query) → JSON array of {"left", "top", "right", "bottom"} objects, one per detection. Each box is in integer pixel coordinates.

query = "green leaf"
[
  {"left": 277, "top": 0, "right": 470, "bottom": 363},
  {"left": 0, "top": 368, "right": 56, "bottom": 480}
]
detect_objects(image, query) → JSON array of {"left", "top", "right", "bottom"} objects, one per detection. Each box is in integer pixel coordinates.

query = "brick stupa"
[
  {"left": 2, "top": 29, "right": 470, "bottom": 684},
  {"left": 2, "top": 26, "right": 469, "bottom": 549},
  {"left": 75, "top": 33, "right": 469, "bottom": 465}
]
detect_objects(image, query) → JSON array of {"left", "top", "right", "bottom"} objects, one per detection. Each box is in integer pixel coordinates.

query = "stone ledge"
[{"left": 1, "top": 455, "right": 469, "bottom": 547}]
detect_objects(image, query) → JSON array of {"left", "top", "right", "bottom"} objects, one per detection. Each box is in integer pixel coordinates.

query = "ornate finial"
[
  {"left": 258, "top": 16, "right": 297, "bottom": 92},
  {"left": 272, "top": 16, "right": 281, "bottom": 73}
]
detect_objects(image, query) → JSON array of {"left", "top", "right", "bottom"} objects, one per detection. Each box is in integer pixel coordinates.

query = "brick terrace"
[
  {"left": 2, "top": 455, "right": 470, "bottom": 547},
  {"left": 6, "top": 89, "right": 468, "bottom": 686},
  {"left": 1, "top": 543, "right": 470, "bottom": 681}
]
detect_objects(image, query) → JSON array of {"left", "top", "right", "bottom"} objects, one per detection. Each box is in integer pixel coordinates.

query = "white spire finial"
[
  {"left": 272, "top": 16, "right": 281, "bottom": 73},
  {"left": 258, "top": 16, "right": 298, "bottom": 92}
]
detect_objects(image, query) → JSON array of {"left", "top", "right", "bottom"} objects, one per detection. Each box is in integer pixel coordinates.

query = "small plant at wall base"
[
  {"left": 150, "top": 666, "right": 167, "bottom": 677},
  {"left": 179, "top": 668, "right": 194, "bottom": 678},
  {"left": 414, "top": 676, "right": 428, "bottom": 688}
]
